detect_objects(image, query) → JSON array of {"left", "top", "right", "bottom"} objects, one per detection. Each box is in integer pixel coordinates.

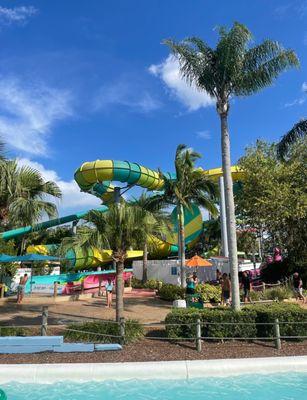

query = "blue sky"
[{"left": 1, "top": 0, "right": 306, "bottom": 216}]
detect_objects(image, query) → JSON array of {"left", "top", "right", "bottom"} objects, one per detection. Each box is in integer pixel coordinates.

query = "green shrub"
[
  {"left": 249, "top": 290, "right": 263, "bottom": 301},
  {"left": 261, "top": 287, "right": 293, "bottom": 301},
  {"left": 158, "top": 284, "right": 185, "bottom": 301},
  {"left": 165, "top": 303, "right": 307, "bottom": 340},
  {"left": 195, "top": 283, "right": 221, "bottom": 303},
  {"left": 0, "top": 326, "right": 28, "bottom": 336},
  {"left": 131, "top": 277, "right": 161, "bottom": 290},
  {"left": 250, "top": 303, "right": 307, "bottom": 339},
  {"left": 165, "top": 308, "right": 257, "bottom": 340},
  {"left": 64, "top": 319, "right": 144, "bottom": 344}
]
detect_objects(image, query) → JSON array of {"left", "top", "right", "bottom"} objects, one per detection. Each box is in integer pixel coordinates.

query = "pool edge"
[{"left": 0, "top": 356, "right": 307, "bottom": 383}]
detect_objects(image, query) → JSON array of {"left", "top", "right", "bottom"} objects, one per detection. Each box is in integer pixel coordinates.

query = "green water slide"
[{"left": 0, "top": 207, "right": 108, "bottom": 241}]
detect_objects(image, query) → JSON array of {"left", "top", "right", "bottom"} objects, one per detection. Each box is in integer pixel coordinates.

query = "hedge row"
[
  {"left": 165, "top": 303, "right": 307, "bottom": 340},
  {"left": 64, "top": 319, "right": 144, "bottom": 344}
]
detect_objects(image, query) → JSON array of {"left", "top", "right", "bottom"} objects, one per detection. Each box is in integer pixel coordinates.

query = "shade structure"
[
  {"left": 185, "top": 255, "right": 212, "bottom": 268},
  {"left": 0, "top": 254, "right": 16, "bottom": 263},
  {"left": 0, "top": 253, "right": 61, "bottom": 263}
]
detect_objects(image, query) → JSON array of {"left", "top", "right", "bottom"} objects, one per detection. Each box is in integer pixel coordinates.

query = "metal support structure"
[
  {"left": 274, "top": 318, "right": 281, "bottom": 350},
  {"left": 219, "top": 176, "right": 229, "bottom": 257},
  {"left": 71, "top": 220, "right": 78, "bottom": 235},
  {"left": 41, "top": 306, "right": 48, "bottom": 336},
  {"left": 196, "top": 318, "right": 202, "bottom": 352},
  {"left": 119, "top": 317, "right": 125, "bottom": 345}
]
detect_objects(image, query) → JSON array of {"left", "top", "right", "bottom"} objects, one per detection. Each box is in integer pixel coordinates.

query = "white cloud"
[
  {"left": 0, "top": 78, "right": 73, "bottom": 155},
  {"left": 94, "top": 81, "right": 161, "bottom": 113},
  {"left": 284, "top": 81, "right": 307, "bottom": 107},
  {"left": 196, "top": 130, "right": 211, "bottom": 140},
  {"left": 149, "top": 55, "right": 215, "bottom": 111},
  {"left": 17, "top": 158, "right": 102, "bottom": 212},
  {"left": 0, "top": 6, "right": 37, "bottom": 25}
]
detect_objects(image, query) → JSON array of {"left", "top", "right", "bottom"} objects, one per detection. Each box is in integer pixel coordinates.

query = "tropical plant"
[
  {"left": 61, "top": 202, "right": 155, "bottom": 321},
  {"left": 237, "top": 140, "right": 307, "bottom": 280},
  {"left": 129, "top": 192, "right": 170, "bottom": 283},
  {"left": 0, "top": 160, "right": 61, "bottom": 230},
  {"left": 277, "top": 118, "right": 307, "bottom": 159},
  {"left": 164, "top": 22, "right": 299, "bottom": 309},
  {"left": 148, "top": 144, "right": 218, "bottom": 287}
]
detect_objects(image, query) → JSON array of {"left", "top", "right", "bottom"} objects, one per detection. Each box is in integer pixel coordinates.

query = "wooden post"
[
  {"left": 196, "top": 319, "right": 202, "bottom": 352},
  {"left": 53, "top": 282, "right": 58, "bottom": 298},
  {"left": 262, "top": 282, "right": 266, "bottom": 292},
  {"left": 41, "top": 306, "right": 48, "bottom": 336},
  {"left": 119, "top": 317, "right": 125, "bottom": 345},
  {"left": 81, "top": 280, "right": 84, "bottom": 294},
  {"left": 0, "top": 284, "right": 4, "bottom": 298},
  {"left": 274, "top": 318, "right": 281, "bottom": 350},
  {"left": 98, "top": 277, "right": 102, "bottom": 297}
]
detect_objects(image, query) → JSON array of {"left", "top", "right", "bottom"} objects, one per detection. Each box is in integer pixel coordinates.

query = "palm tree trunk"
[
  {"left": 142, "top": 242, "right": 148, "bottom": 283},
  {"left": 220, "top": 112, "right": 241, "bottom": 310},
  {"left": 116, "top": 261, "right": 124, "bottom": 322},
  {"left": 178, "top": 204, "right": 186, "bottom": 288}
]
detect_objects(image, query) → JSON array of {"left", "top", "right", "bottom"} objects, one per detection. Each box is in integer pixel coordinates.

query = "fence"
[{"left": 1, "top": 306, "right": 307, "bottom": 353}]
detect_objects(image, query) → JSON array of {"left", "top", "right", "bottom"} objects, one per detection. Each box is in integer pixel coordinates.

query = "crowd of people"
[{"left": 185, "top": 269, "right": 305, "bottom": 306}]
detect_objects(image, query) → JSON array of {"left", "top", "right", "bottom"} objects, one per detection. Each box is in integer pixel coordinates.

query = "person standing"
[
  {"left": 186, "top": 273, "right": 195, "bottom": 295},
  {"left": 17, "top": 274, "right": 28, "bottom": 304},
  {"left": 221, "top": 273, "right": 231, "bottom": 306},
  {"left": 105, "top": 277, "right": 114, "bottom": 308},
  {"left": 241, "top": 271, "right": 251, "bottom": 303},
  {"left": 293, "top": 273, "right": 305, "bottom": 303}
]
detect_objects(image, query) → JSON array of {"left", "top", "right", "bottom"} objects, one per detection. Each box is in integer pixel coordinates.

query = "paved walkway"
[{"left": 0, "top": 294, "right": 172, "bottom": 326}]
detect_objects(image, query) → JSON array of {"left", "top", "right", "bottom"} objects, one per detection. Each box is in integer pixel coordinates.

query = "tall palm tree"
[
  {"left": 149, "top": 144, "right": 218, "bottom": 287},
  {"left": 164, "top": 22, "right": 299, "bottom": 309},
  {"left": 129, "top": 192, "right": 170, "bottom": 283},
  {"left": 61, "top": 202, "right": 151, "bottom": 321},
  {"left": 277, "top": 119, "right": 307, "bottom": 159},
  {"left": 0, "top": 160, "right": 61, "bottom": 230}
]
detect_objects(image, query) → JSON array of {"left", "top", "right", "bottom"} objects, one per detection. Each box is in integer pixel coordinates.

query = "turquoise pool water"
[{"left": 1, "top": 373, "right": 307, "bottom": 400}]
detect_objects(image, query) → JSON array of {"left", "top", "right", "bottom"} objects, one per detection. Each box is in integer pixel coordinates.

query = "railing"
[{"left": 1, "top": 306, "right": 307, "bottom": 353}]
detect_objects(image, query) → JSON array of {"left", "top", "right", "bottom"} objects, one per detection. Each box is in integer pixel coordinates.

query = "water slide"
[{"left": 1, "top": 159, "right": 243, "bottom": 268}]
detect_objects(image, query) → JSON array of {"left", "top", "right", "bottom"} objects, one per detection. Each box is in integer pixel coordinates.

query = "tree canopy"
[{"left": 237, "top": 139, "right": 307, "bottom": 268}]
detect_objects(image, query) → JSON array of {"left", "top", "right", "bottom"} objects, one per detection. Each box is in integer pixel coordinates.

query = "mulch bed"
[{"left": 0, "top": 339, "right": 306, "bottom": 364}]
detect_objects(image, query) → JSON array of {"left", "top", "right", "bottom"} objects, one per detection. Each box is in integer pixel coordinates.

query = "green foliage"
[
  {"left": 277, "top": 119, "right": 307, "bottom": 159},
  {"left": 164, "top": 23, "right": 298, "bottom": 105},
  {"left": 0, "top": 326, "right": 28, "bottom": 336},
  {"left": 165, "top": 303, "right": 307, "bottom": 340},
  {"left": 237, "top": 140, "right": 307, "bottom": 275},
  {"left": 64, "top": 319, "right": 144, "bottom": 344},
  {"left": 0, "top": 238, "right": 17, "bottom": 279},
  {"left": 250, "top": 303, "right": 307, "bottom": 339},
  {"left": 195, "top": 283, "right": 221, "bottom": 303},
  {"left": 261, "top": 287, "right": 293, "bottom": 301},
  {"left": 158, "top": 284, "right": 186, "bottom": 301},
  {"left": 131, "top": 277, "right": 160, "bottom": 290},
  {"left": 165, "top": 308, "right": 257, "bottom": 340},
  {"left": 249, "top": 287, "right": 293, "bottom": 302},
  {"left": 0, "top": 159, "right": 61, "bottom": 229}
]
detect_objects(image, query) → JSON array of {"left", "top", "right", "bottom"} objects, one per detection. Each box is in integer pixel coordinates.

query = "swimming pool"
[{"left": 1, "top": 372, "right": 307, "bottom": 400}]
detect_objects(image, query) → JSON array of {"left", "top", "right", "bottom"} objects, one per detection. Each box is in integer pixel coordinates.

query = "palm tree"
[
  {"left": 149, "top": 144, "right": 218, "bottom": 287},
  {"left": 0, "top": 160, "right": 61, "bottom": 232},
  {"left": 61, "top": 202, "right": 150, "bottom": 321},
  {"left": 129, "top": 192, "right": 170, "bottom": 283},
  {"left": 277, "top": 119, "right": 307, "bottom": 159},
  {"left": 164, "top": 22, "right": 299, "bottom": 309}
]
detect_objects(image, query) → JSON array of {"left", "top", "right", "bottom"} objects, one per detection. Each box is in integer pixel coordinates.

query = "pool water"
[{"left": 1, "top": 373, "right": 307, "bottom": 400}]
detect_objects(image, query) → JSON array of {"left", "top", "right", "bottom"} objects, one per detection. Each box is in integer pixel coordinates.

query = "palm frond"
[{"left": 277, "top": 119, "right": 307, "bottom": 159}]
